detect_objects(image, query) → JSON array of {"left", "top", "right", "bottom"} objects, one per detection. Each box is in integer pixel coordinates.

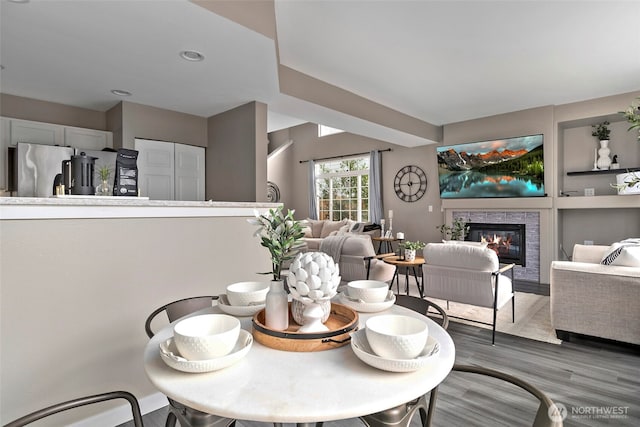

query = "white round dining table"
[{"left": 143, "top": 302, "right": 455, "bottom": 425}]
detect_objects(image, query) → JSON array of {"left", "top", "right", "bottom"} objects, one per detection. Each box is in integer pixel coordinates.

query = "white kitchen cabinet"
[
  {"left": 10, "top": 118, "right": 64, "bottom": 146},
  {"left": 135, "top": 138, "right": 204, "bottom": 201},
  {"left": 175, "top": 143, "right": 205, "bottom": 201},
  {"left": 64, "top": 126, "right": 113, "bottom": 150}
]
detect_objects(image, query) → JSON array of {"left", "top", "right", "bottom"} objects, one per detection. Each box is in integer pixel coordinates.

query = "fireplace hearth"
[{"left": 467, "top": 222, "right": 526, "bottom": 266}]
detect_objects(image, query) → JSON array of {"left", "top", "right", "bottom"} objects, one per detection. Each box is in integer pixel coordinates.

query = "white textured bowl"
[
  {"left": 226, "top": 281, "right": 270, "bottom": 306},
  {"left": 173, "top": 314, "right": 240, "bottom": 360},
  {"left": 365, "top": 315, "right": 429, "bottom": 359},
  {"left": 347, "top": 280, "right": 389, "bottom": 303}
]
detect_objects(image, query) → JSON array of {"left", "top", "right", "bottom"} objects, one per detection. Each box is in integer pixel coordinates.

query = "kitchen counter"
[{"left": 0, "top": 197, "right": 280, "bottom": 219}]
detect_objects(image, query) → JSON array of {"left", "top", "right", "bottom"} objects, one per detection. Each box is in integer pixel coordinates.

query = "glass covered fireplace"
[{"left": 467, "top": 222, "right": 526, "bottom": 266}]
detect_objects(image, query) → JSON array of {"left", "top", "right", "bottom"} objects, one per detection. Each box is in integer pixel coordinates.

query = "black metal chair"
[
  {"left": 145, "top": 295, "right": 236, "bottom": 427},
  {"left": 3, "top": 391, "right": 143, "bottom": 427},
  {"left": 430, "top": 364, "right": 564, "bottom": 427},
  {"left": 359, "top": 295, "right": 449, "bottom": 427}
]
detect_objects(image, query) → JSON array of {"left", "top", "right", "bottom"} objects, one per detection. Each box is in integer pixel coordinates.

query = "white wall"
[{"left": 0, "top": 215, "right": 271, "bottom": 425}]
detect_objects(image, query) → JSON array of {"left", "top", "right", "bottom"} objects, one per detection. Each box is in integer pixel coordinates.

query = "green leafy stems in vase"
[
  {"left": 591, "top": 121, "right": 611, "bottom": 141},
  {"left": 95, "top": 165, "right": 112, "bottom": 196},
  {"left": 619, "top": 97, "right": 640, "bottom": 141},
  {"left": 398, "top": 240, "right": 426, "bottom": 251},
  {"left": 436, "top": 217, "right": 469, "bottom": 241},
  {"left": 247, "top": 206, "right": 306, "bottom": 281}
]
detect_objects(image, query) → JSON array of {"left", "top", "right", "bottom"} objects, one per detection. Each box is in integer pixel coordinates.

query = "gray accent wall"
[{"left": 207, "top": 101, "right": 268, "bottom": 202}]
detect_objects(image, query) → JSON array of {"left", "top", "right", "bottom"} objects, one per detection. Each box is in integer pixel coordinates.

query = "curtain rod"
[{"left": 299, "top": 148, "right": 392, "bottom": 164}]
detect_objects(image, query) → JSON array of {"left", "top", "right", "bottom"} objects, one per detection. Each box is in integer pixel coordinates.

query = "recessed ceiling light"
[
  {"left": 180, "top": 50, "right": 205, "bottom": 62},
  {"left": 8, "top": 0, "right": 30, "bottom": 3},
  {"left": 111, "top": 89, "right": 132, "bottom": 97}
]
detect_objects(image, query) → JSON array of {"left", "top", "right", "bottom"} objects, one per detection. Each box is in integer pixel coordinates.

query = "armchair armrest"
[
  {"left": 496, "top": 263, "right": 515, "bottom": 274},
  {"left": 364, "top": 253, "right": 396, "bottom": 280}
]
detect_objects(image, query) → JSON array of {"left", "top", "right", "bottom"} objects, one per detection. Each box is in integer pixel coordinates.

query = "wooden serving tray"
[{"left": 252, "top": 303, "right": 359, "bottom": 352}]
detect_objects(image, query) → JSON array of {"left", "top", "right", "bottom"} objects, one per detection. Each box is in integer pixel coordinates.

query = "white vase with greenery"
[{"left": 248, "top": 207, "right": 305, "bottom": 330}]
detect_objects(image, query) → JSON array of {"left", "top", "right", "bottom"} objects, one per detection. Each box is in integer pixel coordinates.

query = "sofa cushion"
[
  {"left": 424, "top": 242, "right": 499, "bottom": 271},
  {"left": 306, "top": 218, "right": 324, "bottom": 238},
  {"left": 601, "top": 239, "right": 640, "bottom": 267},
  {"left": 320, "top": 219, "right": 348, "bottom": 238},
  {"left": 341, "top": 235, "right": 376, "bottom": 257}
]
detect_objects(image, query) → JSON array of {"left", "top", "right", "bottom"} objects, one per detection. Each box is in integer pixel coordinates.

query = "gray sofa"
[{"left": 550, "top": 244, "right": 640, "bottom": 345}]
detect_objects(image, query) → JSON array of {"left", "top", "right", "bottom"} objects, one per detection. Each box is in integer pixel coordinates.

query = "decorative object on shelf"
[
  {"left": 287, "top": 251, "right": 341, "bottom": 332},
  {"left": 437, "top": 217, "right": 469, "bottom": 241},
  {"left": 388, "top": 210, "right": 393, "bottom": 236},
  {"left": 95, "top": 165, "right": 112, "bottom": 196},
  {"left": 619, "top": 97, "right": 640, "bottom": 141},
  {"left": 611, "top": 155, "right": 620, "bottom": 170},
  {"left": 591, "top": 121, "right": 612, "bottom": 170},
  {"left": 597, "top": 139, "right": 612, "bottom": 170},
  {"left": 266, "top": 181, "right": 281, "bottom": 202},
  {"left": 394, "top": 165, "right": 427, "bottom": 202},
  {"left": 399, "top": 241, "right": 426, "bottom": 261},
  {"left": 611, "top": 171, "right": 640, "bottom": 195},
  {"left": 248, "top": 206, "right": 305, "bottom": 330},
  {"left": 380, "top": 219, "right": 385, "bottom": 237}
]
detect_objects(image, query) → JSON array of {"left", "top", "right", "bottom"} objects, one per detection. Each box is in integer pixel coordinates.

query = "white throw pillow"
[{"left": 601, "top": 240, "right": 640, "bottom": 267}]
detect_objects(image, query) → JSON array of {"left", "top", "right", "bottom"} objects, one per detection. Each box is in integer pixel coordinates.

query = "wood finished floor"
[{"left": 125, "top": 321, "right": 639, "bottom": 427}]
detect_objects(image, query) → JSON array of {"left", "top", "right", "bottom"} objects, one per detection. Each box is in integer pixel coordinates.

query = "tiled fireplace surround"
[{"left": 452, "top": 211, "right": 540, "bottom": 282}]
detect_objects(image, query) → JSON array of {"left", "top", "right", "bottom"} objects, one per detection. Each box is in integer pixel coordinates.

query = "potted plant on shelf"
[
  {"left": 95, "top": 165, "right": 112, "bottom": 196},
  {"left": 399, "top": 240, "right": 425, "bottom": 261},
  {"left": 619, "top": 97, "right": 640, "bottom": 142},
  {"left": 248, "top": 206, "right": 305, "bottom": 330},
  {"left": 437, "top": 217, "right": 469, "bottom": 241},
  {"left": 592, "top": 121, "right": 612, "bottom": 169}
]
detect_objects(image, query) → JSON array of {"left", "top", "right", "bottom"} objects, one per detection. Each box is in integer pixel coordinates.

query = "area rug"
[{"left": 399, "top": 279, "right": 561, "bottom": 344}]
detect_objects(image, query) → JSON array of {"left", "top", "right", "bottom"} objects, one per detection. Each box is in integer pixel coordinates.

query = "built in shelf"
[{"left": 566, "top": 167, "right": 640, "bottom": 176}]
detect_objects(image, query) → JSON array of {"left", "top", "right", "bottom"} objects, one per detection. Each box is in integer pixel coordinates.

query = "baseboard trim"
[{"left": 68, "top": 392, "right": 168, "bottom": 427}]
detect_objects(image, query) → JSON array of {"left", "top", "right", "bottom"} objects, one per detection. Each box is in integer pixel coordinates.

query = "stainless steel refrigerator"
[{"left": 16, "top": 142, "right": 74, "bottom": 197}]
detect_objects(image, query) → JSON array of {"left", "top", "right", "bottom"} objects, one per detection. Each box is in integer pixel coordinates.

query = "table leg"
[
  {"left": 168, "top": 400, "right": 235, "bottom": 427},
  {"left": 390, "top": 267, "right": 400, "bottom": 294},
  {"left": 404, "top": 267, "right": 410, "bottom": 295},
  {"left": 360, "top": 395, "right": 428, "bottom": 427}
]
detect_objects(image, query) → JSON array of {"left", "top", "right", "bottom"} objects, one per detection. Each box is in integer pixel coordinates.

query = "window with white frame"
[{"left": 315, "top": 156, "right": 369, "bottom": 222}]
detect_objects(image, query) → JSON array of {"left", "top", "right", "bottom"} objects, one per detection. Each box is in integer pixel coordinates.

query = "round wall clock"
[
  {"left": 267, "top": 181, "right": 281, "bottom": 202},
  {"left": 394, "top": 165, "right": 427, "bottom": 202}
]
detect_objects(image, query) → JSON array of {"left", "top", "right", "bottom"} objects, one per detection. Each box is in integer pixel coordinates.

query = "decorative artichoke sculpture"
[{"left": 287, "top": 252, "right": 341, "bottom": 304}]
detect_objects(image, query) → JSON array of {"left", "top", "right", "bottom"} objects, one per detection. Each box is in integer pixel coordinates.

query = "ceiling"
[{"left": 1, "top": 0, "right": 639, "bottom": 144}]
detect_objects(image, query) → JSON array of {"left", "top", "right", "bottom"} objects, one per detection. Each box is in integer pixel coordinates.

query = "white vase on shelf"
[{"left": 596, "top": 140, "right": 611, "bottom": 170}]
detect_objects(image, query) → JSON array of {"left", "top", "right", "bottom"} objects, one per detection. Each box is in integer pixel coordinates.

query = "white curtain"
[
  {"left": 369, "top": 150, "right": 383, "bottom": 224},
  {"left": 308, "top": 160, "right": 318, "bottom": 219}
]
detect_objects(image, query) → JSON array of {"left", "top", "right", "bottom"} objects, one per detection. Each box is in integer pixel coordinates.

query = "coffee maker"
[{"left": 61, "top": 152, "right": 97, "bottom": 195}]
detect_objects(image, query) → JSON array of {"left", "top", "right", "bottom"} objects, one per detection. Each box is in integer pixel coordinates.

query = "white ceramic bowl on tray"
[
  {"left": 159, "top": 330, "right": 253, "bottom": 373},
  {"left": 338, "top": 291, "right": 395, "bottom": 313},
  {"left": 218, "top": 294, "right": 265, "bottom": 317},
  {"left": 350, "top": 329, "right": 439, "bottom": 372}
]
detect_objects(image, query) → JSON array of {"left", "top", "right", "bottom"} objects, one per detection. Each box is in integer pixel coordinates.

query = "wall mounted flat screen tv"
[{"left": 437, "top": 134, "right": 544, "bottom": 199}]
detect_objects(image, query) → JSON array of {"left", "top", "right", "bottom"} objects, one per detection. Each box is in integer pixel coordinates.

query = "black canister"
[{"left": 69, "top": 152, "right": 97, "bottom": 195}]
